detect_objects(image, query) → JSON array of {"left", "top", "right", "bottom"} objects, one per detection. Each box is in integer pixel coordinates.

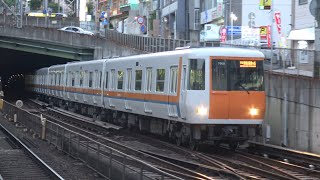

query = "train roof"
[
  {"left": 34, "top": 47, "right": 264, "bottom": 72},
  {"left": 106, "top": 47, "right": 264, "bottom": 63}
]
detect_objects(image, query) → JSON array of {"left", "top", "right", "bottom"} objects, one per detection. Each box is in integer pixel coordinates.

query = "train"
[{"left": 25, "top": 47, "right": 266, "bottom": 149}]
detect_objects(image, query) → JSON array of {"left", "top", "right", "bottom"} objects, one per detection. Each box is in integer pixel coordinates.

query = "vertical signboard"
[
  {"left": 274, "top": 12, "right": 281, "bottom": 35},
  {"left": 267, "top": 25, "right": 271, "bottom": 47},
  {"left": 220, "top": 28, "right": 226, "bottom": 43}
]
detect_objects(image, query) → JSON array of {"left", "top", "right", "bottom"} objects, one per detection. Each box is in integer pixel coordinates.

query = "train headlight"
[
  {"left": 196, "top": 106, "right": 208, "bottom": 116},
  {"left": 249, "top": 108, "right": 259, "bottom": 116}
]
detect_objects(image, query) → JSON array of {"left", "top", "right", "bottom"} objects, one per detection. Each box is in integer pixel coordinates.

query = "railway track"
[
  {"left": 0, "top": 122, "right": 63, "bottom": 180},
  {"left": 26, "top": 99, "right": 242, "bottom": 179},
  {"left": 24, "top": 98, "right": 320, "bottom": 179},
  {"left": 249, "top": 141, "right": 320, "bottom": 170}
]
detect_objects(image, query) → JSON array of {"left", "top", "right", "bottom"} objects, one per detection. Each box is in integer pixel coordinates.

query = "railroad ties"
[{"left": 0, "top": 124, "right": 61, "bottom": 179}]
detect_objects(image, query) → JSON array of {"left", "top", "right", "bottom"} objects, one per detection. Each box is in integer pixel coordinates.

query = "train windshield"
[{"left": 212, "top": 60, "right": 264, "bottom": 91}]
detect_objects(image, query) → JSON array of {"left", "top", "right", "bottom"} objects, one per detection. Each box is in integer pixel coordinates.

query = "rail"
[
  {"left": 1, "top": 100, "right": 179, "bottom": 180},
  {"left": 0, "top": 120, "right": 63, "bottom": 179}
]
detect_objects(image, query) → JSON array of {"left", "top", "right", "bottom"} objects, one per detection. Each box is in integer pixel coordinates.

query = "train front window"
[{"left": 212, "top": 60, "right": 264, "bottom": 91}]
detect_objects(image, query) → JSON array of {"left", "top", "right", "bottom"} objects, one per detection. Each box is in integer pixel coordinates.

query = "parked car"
[
  {"left": 259, "top": 44, "right": 281, "bottom": 61},
  {"left": 58, "top": 26, "right": 94, "bottom": 36}
]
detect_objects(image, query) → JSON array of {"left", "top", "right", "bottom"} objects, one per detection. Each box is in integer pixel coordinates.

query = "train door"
[
  {"left": 124, "top": 68, "right": 132, "bottom": 110},
  {"left": 179, "top": 65, "right": 187, "bottom": 119},
  {"left": 108, "top": 69, "right": 115, "bottom": 108},
  {"left": 144, "top": 67, "right": 152, "bottom": 113},
  {"left": 209, "top": 58, "right": 229, "bottom": 119},
  {"left": 168, "top": 66, "right": 178, "bottom": 117}
]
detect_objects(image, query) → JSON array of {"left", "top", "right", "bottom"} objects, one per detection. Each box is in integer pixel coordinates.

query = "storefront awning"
[{"left": 287, "top": 27, "right": 315, "bottom": 40}]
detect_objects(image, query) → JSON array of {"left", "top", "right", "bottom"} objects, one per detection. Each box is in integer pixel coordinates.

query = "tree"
[
  {"left": 30, "top": 0, "right": 42, "bottom": 11},
  {"left": 86, "top": 1, "right": 94, "bottom": 15},
  {"left": 48, "top": 2, "right": 61, "bottom": 13}
]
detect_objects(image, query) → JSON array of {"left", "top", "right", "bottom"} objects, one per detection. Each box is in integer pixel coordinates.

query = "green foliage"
[
  {"left": 149, "top": 11, "right": 156, "bottom": 31},
  {"left": 48, "top": 2, "right": 61, "bottom": 13},
  {"left": 30, "top": 0, "right": 42, "bottom": 11},
  {"left": 86, "top": 1, "right": 94, "bottom": 15},
  {"left": 3, "top": 0, "right": 15, "bottom": 7}
]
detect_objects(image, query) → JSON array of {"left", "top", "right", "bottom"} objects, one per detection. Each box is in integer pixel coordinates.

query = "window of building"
[
  {"left": 156, "top": 69, "right": 165, "bottom": 92},
  {"left": 188, "top": 59, "right": 205, "bottom": 90},
  {"left": 135, "top": 70, "right": 142, "bottom": 91},
  {"left": 299, "top": 0, "right": 308, "bottom": 5},
  {"left": 117, "top": 70, "right": 124, "bottom": 90}
]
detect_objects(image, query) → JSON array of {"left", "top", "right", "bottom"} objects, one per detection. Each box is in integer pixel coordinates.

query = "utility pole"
[
  {"left": 95, "top": 0, "right": 100, "bottom": 34},
  {"left": 44, "top": 0, "right": 48, "bottom": 27}
]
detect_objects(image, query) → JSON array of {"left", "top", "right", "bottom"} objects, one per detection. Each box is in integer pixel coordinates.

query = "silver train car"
[{"left": 26, "top": 47, "right": 266, "bottom": 149}]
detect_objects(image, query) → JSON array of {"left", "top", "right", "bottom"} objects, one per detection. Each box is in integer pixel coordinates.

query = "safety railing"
[
  {"left": 105, "top": 29, "right": 317, "bottom": 77},
  {"left": 0, "top": 13, "right": 318, "bottom": 78},
  {"left": 1, "top": 100, "right": 179, "bottom": 180}
]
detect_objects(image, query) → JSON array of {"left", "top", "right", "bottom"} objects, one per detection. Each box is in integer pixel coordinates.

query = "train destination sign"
[{"left": 240, "top": 61, "right": 256, "bottom": 68}]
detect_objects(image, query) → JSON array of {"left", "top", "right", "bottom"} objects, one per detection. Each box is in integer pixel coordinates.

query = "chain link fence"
[{"left": 0, "top": 100, "right": 179, "bottom": 180}]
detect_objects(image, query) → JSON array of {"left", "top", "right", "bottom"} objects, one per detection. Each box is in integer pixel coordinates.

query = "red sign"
[
  {"left": 274, "top": 12, "right": 281, "bottom": 35},
  {"left": 220, "top": 28, "right": 226, "bottom": 43},
  {"left": 137, "top": 16, "right": 144, "bottom": 24},
  {"left": 267, "top": 25, "right": 271, "bottom": 48}
]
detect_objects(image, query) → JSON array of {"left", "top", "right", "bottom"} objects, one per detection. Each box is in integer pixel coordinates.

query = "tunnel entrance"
[{"left": 0, "top": 47, "right": 75, "bottom": 100}]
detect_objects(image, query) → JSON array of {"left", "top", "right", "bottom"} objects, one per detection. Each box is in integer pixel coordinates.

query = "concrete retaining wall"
[{"left": 264, "top": 72, "right": 320, "bottom": 153}]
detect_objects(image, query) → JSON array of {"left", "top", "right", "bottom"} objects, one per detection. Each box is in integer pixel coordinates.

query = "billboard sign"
[
  {"left": 259, "top": 0, "right": 271, "bottom": 10},
  {"left": 226, "top": 26, "right": 242, "bottom": 35}
]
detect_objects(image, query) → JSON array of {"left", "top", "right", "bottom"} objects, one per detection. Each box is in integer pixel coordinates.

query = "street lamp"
[{"left": 230, "top": 12, "right": 237, "bottom": 45}]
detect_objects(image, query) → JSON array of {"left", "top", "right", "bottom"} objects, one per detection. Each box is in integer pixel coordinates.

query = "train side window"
[
  {"left": 111, "top": 70, "right": 115, "bottom": 90},
  {"left": 55, "top": 73, "right": 58, "bottom": 86},
  {"left": 94, "top": 70, "right": 98, "bottom": 88},
  {"left": 58, "top": 73, "right": 61, "bottom": 86},
  {"left": 85, "top": 71, "right": 89, "bottom": 87},
  {"left": 146, "top": 68, "right": 152, "bottom": 92},
  {"left": 61, "top": 72, "right": 64, "bottom": 85},
  {"left": 71, "top": 72, "right": 75, "bottom": 87},
  {"left": 99, "top": 71, "right": 102, "bottom": 88},
  {"left": 76, "top": 71, "right": 80, "bottom": 86},
  {"left": 188, "top": 59, "right": 205, "bottom": 90},
  {"left": 89, "top": 72, "right": 93, "bottom": 88},
  {"left": 79, "top": 71, "right": 84, "bottom": 87},
  {"left": 117, "top": 70, "right": 124, "bottom": 90},
  {"left": 105, "top": 71, "right": 109, "bottom": 89},
  {"left": 135, "top": 70, "right": 142, "bottom": 91},
  {"left": 170, "top": 66, "right": 178, "bottom": 93},
  {"left": 127, "top": 69, "right": 132, "bottom": 91},
  {"left": 156, "top": 69, "right": 165, "bottom": 92}
]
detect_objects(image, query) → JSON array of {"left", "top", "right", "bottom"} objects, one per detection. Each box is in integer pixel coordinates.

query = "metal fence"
[
  {"left": 0, "top": 15, "right": 80, "bottom": 29},
  {"left": 0, "top": 14, "right": 317, "bottom": 77},
  {"left": 105, "top": 30, "right": 318, "bottom": 78},
  {"left": 1, "top": 100, "right": 179, "bottom": 180}
]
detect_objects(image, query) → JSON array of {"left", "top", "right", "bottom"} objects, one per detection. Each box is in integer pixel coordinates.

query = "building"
[{"left": 287, "top": 0, "right": 315, "bottom": 50}]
